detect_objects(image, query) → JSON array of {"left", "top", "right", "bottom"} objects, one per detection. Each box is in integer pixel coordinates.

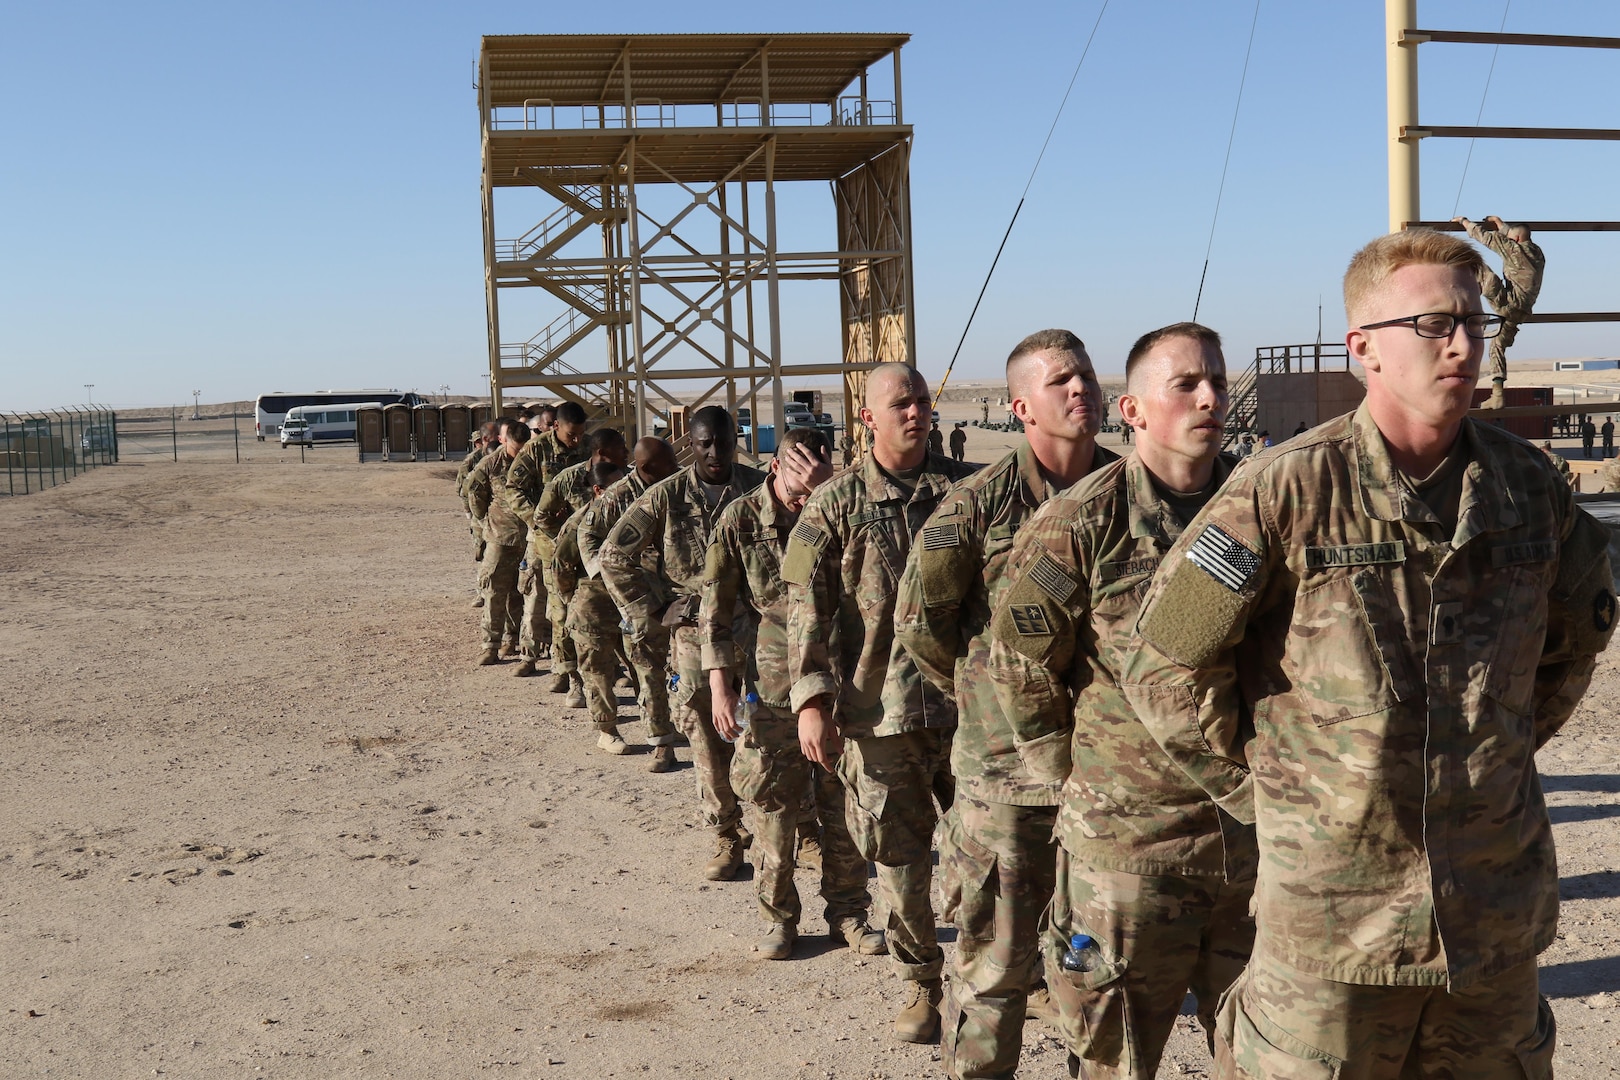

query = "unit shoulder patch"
[{"left": 1008, "top": 604, "right": 1051, "bottom": 636}]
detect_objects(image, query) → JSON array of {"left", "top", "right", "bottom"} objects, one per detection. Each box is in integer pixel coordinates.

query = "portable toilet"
[
  {"left": 501, "top": 403, "right": 524, "bottom": 421},
  {"left": 441, "top": 404, "right": 471, "bottom": 454},
  {"left": 356, "top": 405, "right": 385, "bottom": 462},
  {"left": 384, "top": 403, "right": 413, "bottom": 459},
  {"left": 412, "top": 404, "right": 443, "bottom": 460},
  {"left": 471, "top": 403, "right": 493, "bottom": 430}
]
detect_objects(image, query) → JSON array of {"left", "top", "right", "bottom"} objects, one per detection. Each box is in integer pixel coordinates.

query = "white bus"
[
  {"left": 254, "top": 389, "right": 420, "bottom": 441},
  {"left": 279, "top": 403, "right": 384, "bottom": 447}
]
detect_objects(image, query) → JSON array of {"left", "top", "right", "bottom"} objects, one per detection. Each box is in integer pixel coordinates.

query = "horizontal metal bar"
[
  {"left": 1521, "top": 312, "right": 1620, "bottom": 324},
  {"left": 1404, "top": 29, "right": 1620, "bottom": 50},
  {"left": 496, "top": 249, "right": 904, "bottom": 268},
  {"left": 496, "top": 361, "right": 878, "bottom": 387},
  {"left": 1469, "top": 401, "right": 1620, "bottom": 420},
  {"left": 1404, "top": 125, "right": 1620, "bottom": 141},
  {"left": 1407, "top": 221, "right": 1620, "bottom": 232}
]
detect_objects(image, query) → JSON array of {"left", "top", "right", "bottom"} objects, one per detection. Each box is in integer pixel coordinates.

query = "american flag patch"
[
  {"left": 921, "top": 523, "right": 960, "bottom": 550},
  {"left": 1028, "top": 553, "right": 1078, "bottom": 604},
  {"left": 790, "top": 520, "right": 828, "bottom": 550},
  {"left": 1186, "top": 524, "right": 1261, "bottom": 593}
]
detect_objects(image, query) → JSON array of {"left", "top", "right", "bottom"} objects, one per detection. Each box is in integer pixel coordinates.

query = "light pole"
[
  {"left": 439, "top": 383, "right": 451, "bottom": 404},
  {"left": 84, "top": 384, "right": 94, "bottom": 405},
  {"left": 192, "top": 390, "right": 202, "bottom": 420}
]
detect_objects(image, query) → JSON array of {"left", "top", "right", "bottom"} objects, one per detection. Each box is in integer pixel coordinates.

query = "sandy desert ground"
[{"left": 2, "top": 426, "right": 1618, "bottom": 1078}]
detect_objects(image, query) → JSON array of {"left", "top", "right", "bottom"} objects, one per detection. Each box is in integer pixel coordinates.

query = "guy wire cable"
[
  {"left": 1192, "top": 0, "right": 1263, "bottom": 323},
  {"left": 936, "top": 0, "right": 1110, "bottom": 398},
  {"left": 1452, "top": 0, "right": 1513, "bottom": 217}
]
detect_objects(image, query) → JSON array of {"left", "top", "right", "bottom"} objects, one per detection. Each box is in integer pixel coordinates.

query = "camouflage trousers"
[
  {"left": 1216, "top": 953, "right": 1553, "bottom": 1080},
  {"left": 839, "top": 728, "right": 955, "bottom": 983},
  {"left": 517, "top": 559, "right": 551, "bottom": 660},
  {"left": 939, "top": 796, "right": 1058, "bottom": 1080},
  {"left": 730, "top": 709, "right": 870, "bottom": 927},
  {"left": 1487, "top": 316, "right": 1523, "bottom": 386},
  {"left": 1044, "top": 852, "right": 1255, "bottom": 1080},
  {"left": 626, "top": 624, "right": 675, "bottom": 745},
  {"left": 543, "top": 569, "right": 576, "bottom": 676},
  {"left": 670, "top": 625, "right": 741, "bottom": 836},
  {"left": 569, "top": 630, "right": 631, "bottom": 734},
  {"left": 478, "top": 542, "right": 524, "bottom": 648}
]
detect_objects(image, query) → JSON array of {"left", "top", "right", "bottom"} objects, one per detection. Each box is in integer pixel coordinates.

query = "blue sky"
[{"left": 2, "top": 1, "right": 1616, "bottom": 409}]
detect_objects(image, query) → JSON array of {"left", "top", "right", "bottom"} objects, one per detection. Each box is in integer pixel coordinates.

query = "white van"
[{"left": 280, "top": 403, "right": 381, "bottom": 446}]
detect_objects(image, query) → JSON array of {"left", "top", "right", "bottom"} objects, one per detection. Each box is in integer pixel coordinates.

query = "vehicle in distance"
[
  {"left": 81, "top": 424, "right": 114, "bottom": 451},
  {"left": 254, "top": 390, "right": 421, "bottom": 441},
  {"left": 279, "top": 403, "right": 380, "bottom": 447},
  {"left": 783, "top": 401, "right": 816, "bottom": 427}
]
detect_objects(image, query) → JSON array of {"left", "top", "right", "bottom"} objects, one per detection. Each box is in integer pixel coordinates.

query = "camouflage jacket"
[
  {"left": 549, "top": 502, "right": 590, "bottom": 602},
  {"left": 698, "top": 475, "right": 795, "bottom": 708},
  {"left": 894, "top": 441, "right": 1117, "bottom": 805},
  {"left": 524, "top": 459, "right": 594, "bottom": 564},
  {"left": 580, "top": 471, "right": 651, "bottom": 582},
  {"left": 467, "top": 447, "right": 525, "bottom": 547},
  {"left": 455, "top": 445, "right": 487, "bottom": 512},
  {"left": 1122, "top": 402, "right": 1616, "bottom": 988},
  {"left": 505, "top": 430, "right": 588, "bottom": 528},
  {"left": 784, "top": 450, "right": 977, "bottom": 738},
  {"left": 1468, "top": 223, "right": 1546, "bottom": 317},
  {"left": 985, "top": 450, "right": 1254, "bottom": 876},
  {"left": 599, "top": 462, "right": 766, "bottom": 640}
]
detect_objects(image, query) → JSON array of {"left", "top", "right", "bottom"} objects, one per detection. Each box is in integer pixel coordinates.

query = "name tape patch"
[
  {"left": 1027, "top": 553, "right": 1079, "bottom": 604},
  {"left": 1098, "top": 557, "right": 1160, "bottom": 583},
  {"left": 1491, "top": 540, "right": 1557, "bottom": 568},
  {"left": 1306, "top": 542, "right": 1406, "bottom": 570},
  {"left": 921, "top": 523, "right": 961, "bottom": 551},
  {"left": 1186, "top": 523, "right": 1261, "bottom": 594}
]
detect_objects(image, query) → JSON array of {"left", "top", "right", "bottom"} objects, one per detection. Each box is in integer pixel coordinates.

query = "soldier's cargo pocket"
[
  {"left": 938, "top": 809, "right": 997, "bottom": 938},
  {"left": 1219, "top": 976, "right": 1342, "bottom": 1080},
  {"left": 1042, "top": 921, "right": 1129, "bottom": 1068},
  {"left": 837, "top": 750, "right": 888, "bottom": 863},
  {"left": 1514, "top": 996, "right": 1555, "bottom": 1080},
  {"left": 731, "top": 731, "right": 797, "bottom": 813}
]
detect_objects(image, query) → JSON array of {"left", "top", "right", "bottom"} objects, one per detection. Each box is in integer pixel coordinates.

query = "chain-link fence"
[{"left": 2, "top": 407, "right": 120, "bottom": 496}]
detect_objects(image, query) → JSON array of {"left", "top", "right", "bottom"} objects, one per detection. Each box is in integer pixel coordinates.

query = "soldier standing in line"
[
  {"left": 457, "top": 422, "right": 499, "bottom": 607},
  {"left": 785, "top": 362, "right": 977, "bottom": 1043},
  {"left": 698, "top": 427, "right": 886, "bottom": 961},
  {"left": 1455, "top": 215, "right": 1545, "bottom": 408},
  {"left": 985, "top": 323, "right": 1254, "bottom": 1080},
  {"left": 581, "top": 436, "right": 681, "bottom": 771},
  {"left": 1582, "top": 414, "right": 1597, "bottom": 459},
  {"left": 600, "top": 407, "right": 765, "bottom": 878},
  {"left": 1604, "top": 416, "right": 1615, "bottom": 459},
  {"left": 466, "top": 418, "right": 531, "bottom": 665},
  {"left": 507, "top": 402, "right": 590, "bottom": 677},
  {"left": 894, "top": 329, "right": 1117, "bottom": 1078},
  {"left": 559, "top": 460, "right": 634, "bottom": 749},
  {"left": 948, "top": 422, "right": 968, "bottom": 462},
  {"left": 1123, "top": 230, "right": 1614, "bottom": 1078}
]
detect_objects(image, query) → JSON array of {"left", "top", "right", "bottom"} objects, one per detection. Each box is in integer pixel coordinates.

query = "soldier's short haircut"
[
  {"left": 517, "top": 406, "right": 536, "bottom": 421},
  {"left": 556, "top": 402, "right": 587, "bottom": 427},
  {"left": 1125, "top": 322, "right": 1224, "bottom": 391},
  {"left": 689, "top": 405, "right": 735, "bottom": 439},
  {"left": 480, "top": 421, "right": 500, "bottom": 438},
  {"left": 778, "top": 424, "right": 829, "bottom": 459},
  {"left": 499, "top": 417, "right": 532, "bottom": 444},
  {"left": 863, "top": 362, "right": 926, "bottom": 409},
  {"left": 1343, "top": 229, "right": 1486, "bottom": 323},
  {"left": 591, "top": 461, "right": 627, "bottom": 489},
  {"left": 585, "top": 427, "right": 625, "bottom": 455},
  {"left": 1508, "top": 223, "right": 1531, "bottom": 242},
  {"left": 1006, "top": 329, "right": 1088, "bottom": 401}
]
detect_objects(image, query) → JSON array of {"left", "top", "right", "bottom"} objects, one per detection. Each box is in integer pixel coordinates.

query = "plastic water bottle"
[
  {"left": 731, "top": 690, "right": 760, "bottom": 741},
  {"left": 519, "top": 558, "right": 528, "bottom": 571},
  {"left": 668, "top": 672, "right": 680, "bottom": 693},
  {"left": 1060, "top": 933, "right": 1099, "bottom": 974}
]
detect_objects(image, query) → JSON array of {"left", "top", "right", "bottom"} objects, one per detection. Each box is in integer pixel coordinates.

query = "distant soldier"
[
  {"left": 1605, "top": 417, "right": 1616, "bottom": 459},
  {"left": 929, "top": 421, "right": 945, "bottom": 456},
  {"left": 948, "top": 422, "right": 967, "bottom": 462},
  {"left": 580, "top": 437, "right": 681, "bottom": 771},
  {"left": 456, "top": 422, "right": 499, "bottom": 605},
  {"left": 1540, "top": 441, "right": 1574, "bottom": 487},
  {"left": 466, "top": 418, "right": 530, "bottom": 665},
  {"left": 1582, "top": 415, "right": 1597, "bottom": 459},
  {"left": 561, "top": 460, "right": 634, "bottom": 749},
  {"left": 530, "top": 404, "right": 557, "bottom": 436},
  {"left": 894, "top": 329, "right": 1116, "bottom": 1076},
  {"left": 699, "top": 428, "right": 884, "bottom": 960},
  {"left": 985, "top": 323, "right": 1253, "bottom": 1079},
  {"left": 1125, "top": 230, "right": 1613, "bottom": 1078},
  {"left": 507, "top": 402, "right": 590, "bottom": 675},
  {"left": 1456, "top": 215, "right": 1545, "bottom": 408},
  {"left": 785, "top": 363, "right": 976, "bottom": 1043},
  {"left": 600, "top": 408, "right": 765, "bottom": 877}
]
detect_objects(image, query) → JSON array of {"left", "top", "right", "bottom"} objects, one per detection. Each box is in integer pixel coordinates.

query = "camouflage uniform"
[
  {"left": 784, "top": 450, "right": 977, "bottom": 985},
  {"left": 600, "top": 462, "right": 765, "bottom": 836},
  {"left": 520, "top": 460, "right": 596, "bottom": 677},
  {"left": 1464, "top": 221, "right": 1546, "bottom": 386},
  {"left": 893, "top": 442, "right": 1117, "bottom": 1079},
  {"left": 506, "top": 431, "right": 589, "bottom": 662},
  {"left": 1541, "top": 444, "right": 1574, "bottom": 487},
  {"left": 466, "top": 447, "right": 525, "bottom": 649},
  {"left": 581, "top": 471, "right": 675, "bottom": 745},
  {"left": 699, "top": 476, "right": 872, "bottom": 931},
  {"left": 456, "top": 443, "right": 490, "bottom": 561},
  {"left": 987, "top": 451, "right": 1255, "bottom": 1079},
  {"left": 1122, "top": 403, "right": 1615, "bottom": 1078},
  {"left": 558, "top": 500, "right": 630, "bottom": 733}
]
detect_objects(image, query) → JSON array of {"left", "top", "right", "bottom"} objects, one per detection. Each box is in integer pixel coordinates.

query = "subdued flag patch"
[
  {"left": 921, "top": 522, "right": 961, "bottom": 550},
  {"left": 1186, "top": 523, "right": 1260, "bottom": 593},
  {"left": 1028, "top": 553, "right": 1078, "bottom": 604}
]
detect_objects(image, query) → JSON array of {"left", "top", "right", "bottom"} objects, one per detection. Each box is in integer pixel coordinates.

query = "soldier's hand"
[
  {"left": 778, "top": 442, "right": 834, "bottom": 498},
  {"left": 710, "top": 669, "right": 741, "bottom": 741},
  {"left": 798, "top": 702, "right": 842, "bottom": 767}
]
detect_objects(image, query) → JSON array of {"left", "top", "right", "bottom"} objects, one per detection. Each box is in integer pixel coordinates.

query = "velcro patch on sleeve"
[
  {"left": 1137, "top": 561, "right": 1247, "bottom": 669},
  {"left": 1186, "top": 523, "right": 1262, "bottom": 594},
  {"left": 1554, "top": 510, "right": 1618, "bottom": 649},
  {"left": 781, "top": 520, "right": 830, "bottom": 587},
  {"left": 919, "top": 541, "right": 974, "bottom": 607},
  {"left": 702, "top": 539, "right": 727, "bottom": 585},
  {"left": 989, "top": 571, "right": 1067, "bottom": 662},
  {"left": 610, "top": 506, "right": 654, "bottom": 552},
  {"left": 1027, "top": 552, "right": 1079, "bottom": 604}
]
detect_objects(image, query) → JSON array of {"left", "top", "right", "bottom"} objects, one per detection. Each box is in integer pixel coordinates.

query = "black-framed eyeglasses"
[{"left": 1356, "top": 312, "right": 1505, "bottom": 339}]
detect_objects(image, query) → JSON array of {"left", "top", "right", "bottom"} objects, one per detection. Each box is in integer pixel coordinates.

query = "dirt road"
[{"left": 2, "top": 456, "right": 1616, "bottom": 1078}]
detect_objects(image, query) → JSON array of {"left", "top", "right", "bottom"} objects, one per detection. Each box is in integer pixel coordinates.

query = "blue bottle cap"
[
  {"left": 745, "top": 692, "right": 760, "bottom": 703},
  {"left": 1069, "top": 934, "right": 1093, "bottom": 950}
]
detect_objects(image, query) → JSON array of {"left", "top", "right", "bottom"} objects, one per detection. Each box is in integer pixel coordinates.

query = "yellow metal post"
[{"left": 1387, "top": 0, "right": 1420, "bottom": 233}]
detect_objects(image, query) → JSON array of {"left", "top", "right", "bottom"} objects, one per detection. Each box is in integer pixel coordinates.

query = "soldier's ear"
[{"left": 1347, "top": 328, "right": 1379, "bottom": 373}]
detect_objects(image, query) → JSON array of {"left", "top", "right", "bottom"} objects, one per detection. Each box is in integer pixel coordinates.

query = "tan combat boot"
[
  {"left": 564, "top": 674, "right": 586, "bottom": 709},
  {"left": 753, "top": 922, "right": 797, "bottom": 961},
  {"left": 1484, "top": 379, "right": 1506, "bottom": 409},
  {"left": 1025, "top": 983, "right": 1060, "bottom": 1026},
  {"left": 795, "top": 832, "right": 823, "bottom": 873},
  {"left": 546, "top": 671, "right": 570, "bottom": 694},
  {"left": 499, "top": 638, "right": 520, "bottom": 659},
  {"left": 596, "top": 727, "right": 629, "bottom": 755},
  {"left": 477, "top": 647, "right": 500, "bottom": 667},
  {"left": 647, "top": 746, "right": 676, "bottom": 773},
  {"left": 513, "top": 659, "right": 536, "bottom": 677},
  {"left": 893, "top": 978, "right": 943, "bottom": 1043},
  {"left": 704, "top": 832, "right": 745, "bottom": 881},
  {"left": 830, "top": 915, "right": 887, "bottom": 956}
]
